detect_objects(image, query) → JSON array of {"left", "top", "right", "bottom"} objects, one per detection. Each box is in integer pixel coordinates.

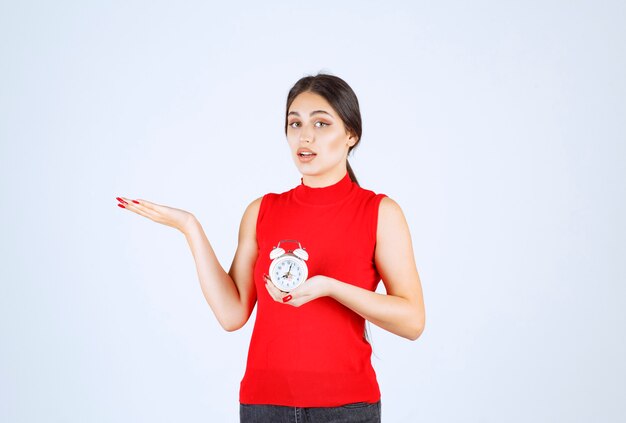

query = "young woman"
[{"left": 116, "top": 73, "right": 425, "bottom": 423}]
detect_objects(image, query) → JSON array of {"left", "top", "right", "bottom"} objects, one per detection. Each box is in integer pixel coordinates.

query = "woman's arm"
[
  {"left": 264, "top": 196, "right": 425, "bottom": 341},
  {"left": 327, "top": 196, "right": 425, "bottom": 340},
  {"left": 183, "top": 197, "right": 261, "bottom": 332}
]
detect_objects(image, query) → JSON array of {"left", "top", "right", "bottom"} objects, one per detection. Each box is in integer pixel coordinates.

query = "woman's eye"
[{"left": 289, "top": 121, "right": 328, "bottom": 128}]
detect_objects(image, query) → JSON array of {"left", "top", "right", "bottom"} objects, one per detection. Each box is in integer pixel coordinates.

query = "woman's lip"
[{"left": 298, "top": 153, "right": 316, "bottom": 162}]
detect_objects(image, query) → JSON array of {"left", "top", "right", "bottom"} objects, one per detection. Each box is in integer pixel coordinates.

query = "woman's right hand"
[{"left": 116, "top": 196, "right": 195, "bottom": 234}]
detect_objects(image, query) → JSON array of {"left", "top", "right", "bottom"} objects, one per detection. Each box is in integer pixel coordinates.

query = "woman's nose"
[{"left": 299, "top": 126, "right": 314, "bottom": 144}]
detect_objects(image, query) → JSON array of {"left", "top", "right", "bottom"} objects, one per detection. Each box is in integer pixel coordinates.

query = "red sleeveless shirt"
[{"left": 239, "top": 171, "right": 388, "bottom": 407}]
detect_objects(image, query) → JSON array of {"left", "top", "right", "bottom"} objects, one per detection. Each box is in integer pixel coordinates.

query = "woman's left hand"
[{"left": 263, "top": 274, "right": 331, "bottom": 307}]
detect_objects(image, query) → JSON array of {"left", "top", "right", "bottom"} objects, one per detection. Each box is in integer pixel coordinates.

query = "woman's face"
[{"left": 286, "top": 91, "right": 357, "bottom": 180}]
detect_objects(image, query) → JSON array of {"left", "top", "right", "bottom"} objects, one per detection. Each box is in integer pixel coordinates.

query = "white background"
[{"left": 1, "top": 1, "right": 624, "bottom": 421}]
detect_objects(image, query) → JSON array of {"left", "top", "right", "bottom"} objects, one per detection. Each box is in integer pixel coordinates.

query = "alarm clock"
[{"left": 268, "top": 239, "right": 309, "bottom": 293}]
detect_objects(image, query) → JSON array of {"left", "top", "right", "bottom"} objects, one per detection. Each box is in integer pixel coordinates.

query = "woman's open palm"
[{"left": 116, "top": 196, "right": 193, "bottom": 233}]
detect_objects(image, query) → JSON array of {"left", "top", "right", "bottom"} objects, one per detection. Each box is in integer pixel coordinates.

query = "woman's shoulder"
[
  {"left": 247, "top": 195, "right": 265, "bottom": 208},
  {"left": 378, "top": 195, "right": 402, "bottom": 216},
  {"left": 241, "top": 196, "right": 264, "bottom": 223},
  {"left": 241, "top": 191, "right": 281, "bottom": 225},
  {"left": 245, "top": 190, "right": 282, "bottom": 209},
  {"left": 375, "top": 195, "right": 408, "bottom": 240},
  {"left": 353, "top": 183, "right": 391, "bottom": 205},
  {"left": 354, "top": 185, "right": 404, "bottom": 222}
]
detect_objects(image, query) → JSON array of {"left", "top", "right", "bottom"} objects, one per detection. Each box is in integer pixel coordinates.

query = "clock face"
[{"left": 268, "top": 254, "right": 308, "bottom": 292}]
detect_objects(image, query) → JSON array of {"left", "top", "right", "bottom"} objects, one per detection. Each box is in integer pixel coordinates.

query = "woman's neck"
[{"left": 301, "top": 167, "right": 348, "bottom": 188}]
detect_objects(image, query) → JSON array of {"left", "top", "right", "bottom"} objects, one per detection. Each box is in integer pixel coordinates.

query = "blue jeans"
[{"left": 239, "top": 400, "right": 382, "bottom": 422}]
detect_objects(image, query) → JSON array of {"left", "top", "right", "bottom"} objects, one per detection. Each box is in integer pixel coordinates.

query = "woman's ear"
[{"left": 347, "top": 131, "right": 358, "bottom": 147}]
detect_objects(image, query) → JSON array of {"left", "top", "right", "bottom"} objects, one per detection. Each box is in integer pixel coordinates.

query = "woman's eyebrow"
[{"left": 288, "top": 110, "right": 334, "bottom": 118}]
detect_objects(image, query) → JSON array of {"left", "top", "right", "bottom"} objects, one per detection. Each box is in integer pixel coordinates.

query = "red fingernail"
[
  {"left": 116, "top": 197, "right": 128, "bottom": 204},
  {"left": 282, "top": 295, "right": 292, "bottom": 303},
  {"left": 132, "top": 200, "right": 140, "bottom": 204},
  {"left": 117, "top": 204, "right": 125, "bottom": 208}
]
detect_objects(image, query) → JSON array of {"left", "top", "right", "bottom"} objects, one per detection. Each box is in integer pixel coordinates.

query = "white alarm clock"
[{"left": 268, "top": 239, "right": 309, "bottom": 293}]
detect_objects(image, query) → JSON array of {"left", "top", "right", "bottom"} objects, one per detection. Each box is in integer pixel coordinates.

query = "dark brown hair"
[{"left": 284, "top": 72, "right": 362, "bottom": 186}]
